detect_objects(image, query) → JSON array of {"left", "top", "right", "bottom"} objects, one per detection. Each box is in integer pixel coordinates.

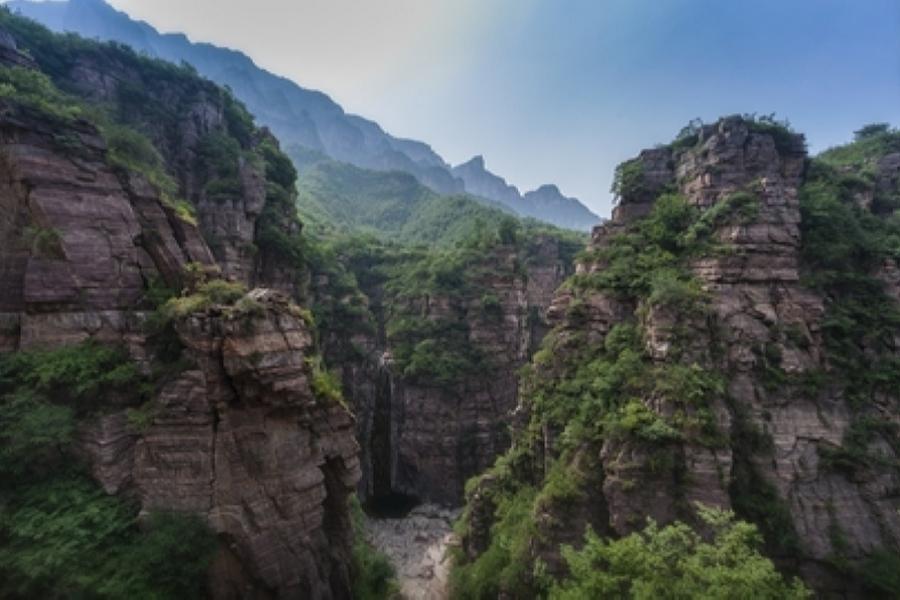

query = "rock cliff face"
[
  {"left": 81, "top": 291, "right": 360, "bottom": 599},
  {"left": 0, "top": 18, "right": 359, "bottom": 599},
  {"left": 315, "top": 237, "right": 573, "bottom": 508},
  {"left": 458, "top": 117, "right": 900, "bottom": 596}
]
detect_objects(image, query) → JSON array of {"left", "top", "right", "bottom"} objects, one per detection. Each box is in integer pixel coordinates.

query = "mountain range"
[{"left": 8, "top": 0, "right": 600, "bottom": 230}]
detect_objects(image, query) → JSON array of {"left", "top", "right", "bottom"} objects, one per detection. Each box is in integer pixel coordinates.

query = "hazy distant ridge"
[{"left": 10, "top": 0, "right": 600, "bottom": 230}]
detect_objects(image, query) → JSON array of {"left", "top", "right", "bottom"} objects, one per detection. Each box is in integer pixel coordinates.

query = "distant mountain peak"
[
  {"left": 10, "top": 0, "right": 600, "bottom": 230},
  {"left": 531, "top": 183, "right": 561, "bottom": 195},
  {"left": 460, "top": 155, "right": 486, "bottom": 169}
]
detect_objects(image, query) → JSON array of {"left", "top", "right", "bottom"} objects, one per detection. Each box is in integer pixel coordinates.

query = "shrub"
[
  {"left": 611, "top": 157, "right": 645, "bottom": 200},
  {"left": 859, "top": 548, "right": 900, "bottom": 598},
  {"left": 0, "top": 476, "right": 217, "bottom": 599},
  {"left": 450, "top": 486, "right": 538, "bottom": 600},
  {"left": 349, "top": 497, "right": 399, "bottom": 600},
  {"left": 99, "top": 120, "right": 197, "bottom": 224},
  {"left": 551, "top": 506, "right": 810, "bottom": 599},
  {"left": 22, "top": 225, "right": 64, "bottom": 259},
  {"left": 0, "top": 65, "right": 81, "bottom": 121},
  {"left": 307, "top": 355, "right": 345, "bottom": 407},
  {"left": 162, "top": 279, "right": 247, "bottom": 319}
]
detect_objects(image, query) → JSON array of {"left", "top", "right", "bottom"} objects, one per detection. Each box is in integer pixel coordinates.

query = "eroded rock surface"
[
  {"left": 0, "top": 28, "right": 358, "bottom": 598},
  {"left": 462, "top": 117, "right": 900, "bottom": 597}
]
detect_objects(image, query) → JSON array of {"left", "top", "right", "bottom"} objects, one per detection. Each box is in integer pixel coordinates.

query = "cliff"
[
  {"left": 0, "top": 12, "right": 361, "bottom": 599},
  {"left": 455, "top": 116, "right": 900, "bottom": 597},
  {"left": 310, "top": 231, "right": 578, "bottom": 508}
]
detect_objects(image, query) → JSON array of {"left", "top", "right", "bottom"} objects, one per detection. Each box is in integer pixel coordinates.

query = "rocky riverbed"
[{"left": 365, "top": 504, "right": 461, "bottom": 600}]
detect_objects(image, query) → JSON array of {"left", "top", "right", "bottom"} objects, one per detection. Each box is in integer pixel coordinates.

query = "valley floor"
[{"left": 365, "top": 505, "right": 460, "bottom": 599}]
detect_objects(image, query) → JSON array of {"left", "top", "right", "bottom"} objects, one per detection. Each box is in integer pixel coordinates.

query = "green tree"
[{"left": 551, "top": 506, "right": 809, "bottom": 600}]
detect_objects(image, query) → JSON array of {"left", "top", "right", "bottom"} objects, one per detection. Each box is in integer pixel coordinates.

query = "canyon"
[{"left": 0, "top": 4, "right": 898, "bottom": 600}]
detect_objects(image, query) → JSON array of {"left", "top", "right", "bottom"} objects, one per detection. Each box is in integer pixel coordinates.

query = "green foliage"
[
  {"left": 197, "top": 130, "right": 242, "bottom": 203},
  {"left": 820, "top": 124, "right": 900, "bottom": 171},
  {"left": 728, "top": 409, "right": 800, "bottom": 558},
  {"left": 0, "top": 341, "right": 144, "bottom": 481},
  {"left": 669, "top": 118, "right": 704, "bottom": 151},
  {"left": 647, "top": 268, "right": 705, "bottom": 311},
  {"left": 0, "top": 476, "right": 217, "bottom": 599},
  {"left": 480, "top": 293, "right": 503, "bottom": 319},
  {"left": 296, "top": 159, "right": 586, "bottom": 247},
  {"left": 0, "top": 65, "right": 81, "bottom": 121},
  {"left": 0, "top": 341, "right": 142, "bottom": 405},
  {"left": 223, "top": 87, "right": 255, "bottom": 145},
  {"left": 450, "top": 486, "right": 538, "bottom": 600},
  {"left": 818, "top": 416, "right": 899, "bottom": 473},
  {"left": 859, "top": 548, "right": 900, "bottom": 598},
  {"left": 388, "top": 317, "right": 489, "bottom": 387},
  {"left": 0, "top": 337, "right": 215, "bottom": 599},
  {"left": 255, "top": 138, "right": 305, "bottom": 267},
  {"left": 682, "top": 190, "right": 759, "bottom": 245},
  {"left": 307, "top": 355, "right": 345, "bottom": 407},
  {"left": 571, "top": 194, "right": 709, "bottom": 300},
  {"left": 742, "top": 113, "right": 799, "bottom": 154},
  {"left": 162, "top": 279, "right": 247, "bottom": 318},
  {"left": 611, "top": 157, "right": 645, "bottom": 200},
  {"left": 550, "top": 506, "right": 809, "bottom": 599},
  {"left": 22, "top": 225, "right": 64, "bottom": 259},
  {"left": 0, "top": 389, "right": 74, "bottom": 480},
  {"left": 799, "top": 158, "right": 900, "bottom": 409},
  {"left": 349, "top": 497, "right": 399, "bottom": 600},
  {"left": 98, "top": 119, "right": 198, "bottom": 224}
]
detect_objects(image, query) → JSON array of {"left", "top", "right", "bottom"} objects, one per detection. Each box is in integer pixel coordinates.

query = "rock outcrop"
[
  {"left": 81, "top": 291, "right": 360, "bottom": 599},
  {"left": 459, "top": 117, "right": 900, "bottom": 597},
  {"left": 0, "top": 16, "right": 360, "bottom": 599}
]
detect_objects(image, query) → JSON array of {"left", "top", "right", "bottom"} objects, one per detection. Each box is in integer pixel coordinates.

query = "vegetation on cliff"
[
  {"left": 0, "top": 342, "right": 217, "bottom": 598},
  {"left": 0, "top": 6, "right": 305, "bottom": 273},
  {"left": 452, "top": 119, "right": 900, "bottom": 599}
]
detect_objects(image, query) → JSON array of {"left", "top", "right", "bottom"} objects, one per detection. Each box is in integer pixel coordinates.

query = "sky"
[{"left": 50, "top": 1, "right": 900, "bottom": 216}]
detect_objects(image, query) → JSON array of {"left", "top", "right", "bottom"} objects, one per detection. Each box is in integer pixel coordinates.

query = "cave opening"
[{"left": 363, "top": 491, "right": 421, "bottom": 519}]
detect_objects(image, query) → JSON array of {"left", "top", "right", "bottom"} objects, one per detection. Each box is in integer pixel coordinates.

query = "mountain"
[
  {"left": 452, "top": 155, "right": 601, "bottom": 230},
  {"left": 8, "top": 0, "right": 601, "bottom": 230}
]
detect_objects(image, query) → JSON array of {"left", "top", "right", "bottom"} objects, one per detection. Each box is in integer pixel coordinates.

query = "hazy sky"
[{"left": 78, "top": 1, "right": 900, "bottom": 215}]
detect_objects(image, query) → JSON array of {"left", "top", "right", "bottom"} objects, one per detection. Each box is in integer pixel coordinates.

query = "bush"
[
  {"left": 859, "top": 548, "right": 900, "bottom": 598},
  {"left": 0, "top": 476, "right": 217, "bottom": 599},
  {"left": 450, "top": 486, "right": 538, "bottom": 600},
  {"left": 611, "top": 157, "right": 645, "bottom": 200},
  {"left": 162, "top": 279, "right": 247, "bottom": 318},
  {"left": 0, "top": 65, "right": 81, "bottom": 121},
  {"left": 349, "top": 497, "right": 398, "bottom": 600},
  {"left": 307, "top": 355, "right": 345, "bottom": 407},
  {"left": 551, "top": 506, "right": 810, "bottom": 599}
]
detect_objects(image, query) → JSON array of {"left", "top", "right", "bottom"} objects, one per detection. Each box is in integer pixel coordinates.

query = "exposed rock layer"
[
  {"left": 0, "top": 28, "right": 359, "bottom": 599},
  {"left": 463, "top": 117, "right": 900, "bottom": 596}
]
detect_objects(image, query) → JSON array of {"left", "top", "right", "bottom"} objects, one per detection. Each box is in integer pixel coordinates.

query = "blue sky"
[{"left": 106, "top": 0, "right": 900, "bottom": 216}]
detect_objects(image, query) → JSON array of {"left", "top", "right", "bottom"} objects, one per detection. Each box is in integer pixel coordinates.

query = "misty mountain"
[
  {"left": 9, "top": 0, "right": 600, "bottom": 230},
  {"left": 452, "top": 155, "right": 599, "bottom": 231}
]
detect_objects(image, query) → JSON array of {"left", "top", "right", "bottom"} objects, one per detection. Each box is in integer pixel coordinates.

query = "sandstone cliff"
[{"left": 456, "top": 116, "right": 900, "bottom": 597}]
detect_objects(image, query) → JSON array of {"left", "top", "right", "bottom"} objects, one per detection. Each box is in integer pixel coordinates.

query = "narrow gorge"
[{"left": 0, "top": 4, "right": 898, "bottom": 600}]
